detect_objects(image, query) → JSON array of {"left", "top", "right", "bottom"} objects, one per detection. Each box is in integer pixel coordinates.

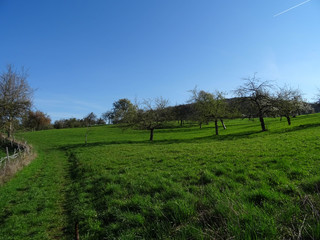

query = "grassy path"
[{"left": 0, "top": 147, "right": 70, "bottom": 240}]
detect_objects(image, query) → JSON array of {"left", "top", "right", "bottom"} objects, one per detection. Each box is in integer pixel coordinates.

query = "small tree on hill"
[
  {"left": 0, "top": 64, "right": 33, "bottom": 137},
  {"left": 189, "top": 88, "right": 227, "bottom": 135},
  {"left": 188, "top": 88, "right": 213, "bottom": 128},
  {"left": 234, "top": 74, "right": 274, "bottom": 131},
  {"left": 84, "top": 112, "right": 97, "bottom": 126},
  {"left": 83, "top": 112, "right": 97, "bottom": 144},
  {"left": 211, "top": 91, "right": 229, "bottom": 131},
  {"left": 275, "top": 86, "right": 304, "bottom": 125},
  {"left": 103, "top": 98, "right": 137, "bottom": 124},
  {"left": 133, "top": 97, "right": 170, "bottom": 141}
]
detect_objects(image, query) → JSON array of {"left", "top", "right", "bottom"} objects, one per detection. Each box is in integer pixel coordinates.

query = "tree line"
[
  {"left": 102, "top": 74, "right": 314, "bottom": 140},
  {"left": 0, "top": 65, "right": 318, "bottom": 140},
  {"left": 53, "top": 113, "right": 105, "bottom": 129}
]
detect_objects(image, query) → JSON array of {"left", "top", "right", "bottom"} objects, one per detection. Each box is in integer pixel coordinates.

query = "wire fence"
[{"left": 0, "top": 134, "right": 32, "bottom": 172}]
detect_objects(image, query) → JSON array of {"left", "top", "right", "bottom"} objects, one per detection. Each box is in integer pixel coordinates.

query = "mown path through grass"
[
  {"left": 0, "top": 114, "right": 320, "bottom": 239},
  {"left": 0, "top": 146, "right": 72, "bottom": 239}
]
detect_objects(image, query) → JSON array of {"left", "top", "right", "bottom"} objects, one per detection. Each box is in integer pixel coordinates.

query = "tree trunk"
[
  {"left": 180, "top": 120, "right": 183, "bottom": 127},
  {"left": 199, "top": 123, "right": 202, "bottom": 129},
  {"left": 259, "top": 116, "right": 266, "bottom": 131},
  {"left": 149, "top": 128, "right": 154, "bottom": 141},
  {"left": 215, "top": 119, "right": 219, "bottom": 135},
  {"left": 286, "top": 116, "right": 291, "bottom": 126},
  {"left": 75, "top": 222, "right": 80, "bottom": 240},
  {"left": 220, "top": 119, "right": 226, "bottom": 130}
]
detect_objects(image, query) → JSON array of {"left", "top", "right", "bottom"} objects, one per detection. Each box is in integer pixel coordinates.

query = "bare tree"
[
  {"left": 0, "top": 64, "right": 33, "bottom": 137},
  {"left": 234, "top": 74, "right": 274, "bottom": 131},
  {"left": 133, "top": 97, "right": 170, "bottom": 141},
  {"left": 83, "top": 112, "right": 97, "bottom": 144},
  {"left": 275, "top": 86, "right": 304, "bottom": 125}
]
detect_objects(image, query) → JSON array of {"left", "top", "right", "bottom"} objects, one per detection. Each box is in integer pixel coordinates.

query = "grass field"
[
  {"left": 0, "top": 148, "right": 6, "bottom": 158},
  {"left": 0, "top": 114, "right": 320, "bottom": 239}
]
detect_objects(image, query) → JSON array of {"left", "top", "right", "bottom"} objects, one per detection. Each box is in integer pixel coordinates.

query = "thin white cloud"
[{"left": 274, "top": 0, "right": 312, "bottom": 17}]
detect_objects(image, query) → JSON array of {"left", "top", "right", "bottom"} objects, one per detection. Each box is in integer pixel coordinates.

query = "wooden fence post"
[
  {"left": 4, "top": 147, "right": 9, "bottom": 171},
  {"left": 6, "top": 147, "right": 9, "bottom": 162}
]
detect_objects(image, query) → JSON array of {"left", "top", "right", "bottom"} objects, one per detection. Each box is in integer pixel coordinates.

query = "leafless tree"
[
  {"left": 275, "top": 86, "right": 304, "bottom": 125},
  {"left": 234, "top": 74, "right": 274, "bottom": 131},
  {"left": 0, "top": 64, "right": 33, "bottom": 137},
  {"left": 83, "top": 112, "right": 97, "bottom": 144},
  {"left": 133, "top": 97, "right": 170, "bottom": 141}
]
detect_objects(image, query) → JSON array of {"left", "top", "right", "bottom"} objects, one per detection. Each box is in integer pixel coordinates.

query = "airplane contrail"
[{"left": 274, "top": 0, "right": 312, "bottom": 17}]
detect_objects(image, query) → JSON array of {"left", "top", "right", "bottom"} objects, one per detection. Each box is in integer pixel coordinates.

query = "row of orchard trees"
[
  {"left": 104, "top": 74, "right": 314, "bottom": 141},
  {"left": 0, "top": 64, "right": 317, "bottom": 140},
  {"left": 103, "top": 98, "right": 169, "bottom": 141},
  {"left": 235, "top": 74, "right": 312, "bottom": 131}
]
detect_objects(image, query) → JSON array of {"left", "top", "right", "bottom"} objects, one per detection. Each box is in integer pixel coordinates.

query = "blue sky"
[{"left": 1, "top": 0, "right": 319, "bottom": 121}]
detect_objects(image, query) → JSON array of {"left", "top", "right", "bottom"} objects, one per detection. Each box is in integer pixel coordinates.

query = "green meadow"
[
  {"left": 0, "top": 114, "right": 320, "bottom": 239},
  {"left": 0, "top": 149, "right": 6, "bottom": 158}
]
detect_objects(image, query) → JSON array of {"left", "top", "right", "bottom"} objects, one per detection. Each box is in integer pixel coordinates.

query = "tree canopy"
[
  {"left": 103, "top": 98, "right": 137, "bottom": 124},
  {"left": 23, "top": 110, "right": 51, "bottom": 131},
  {"left": 275, "top": 86, "right": 305, "bottom": 125},
  {"left": 0, "top": 64, "right": 33, "bottom": 137},
  {"left": 189, "top": 88, "right": 227, "bottom": 135}
]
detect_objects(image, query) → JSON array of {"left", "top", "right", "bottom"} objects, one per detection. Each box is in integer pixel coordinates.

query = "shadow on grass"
[
  {"left": 58, "top": 122, "right": 320, "bottom": 151},
  {"left": 59, "top": 130, "right": 259, "bottom": 151},
  {"left": 63, "top": 152, "right": 81, "bottom": 239},
  {"left": 272, "top": 123, "right": 320, "bottom": 134},
  {"left": 63, "top": 152, "right": 114, "bottom": 239}
]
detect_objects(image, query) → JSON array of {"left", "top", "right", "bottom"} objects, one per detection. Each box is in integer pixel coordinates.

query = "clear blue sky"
[{"left": 1, "top": 0, "right": 319, "bottom": 121}]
